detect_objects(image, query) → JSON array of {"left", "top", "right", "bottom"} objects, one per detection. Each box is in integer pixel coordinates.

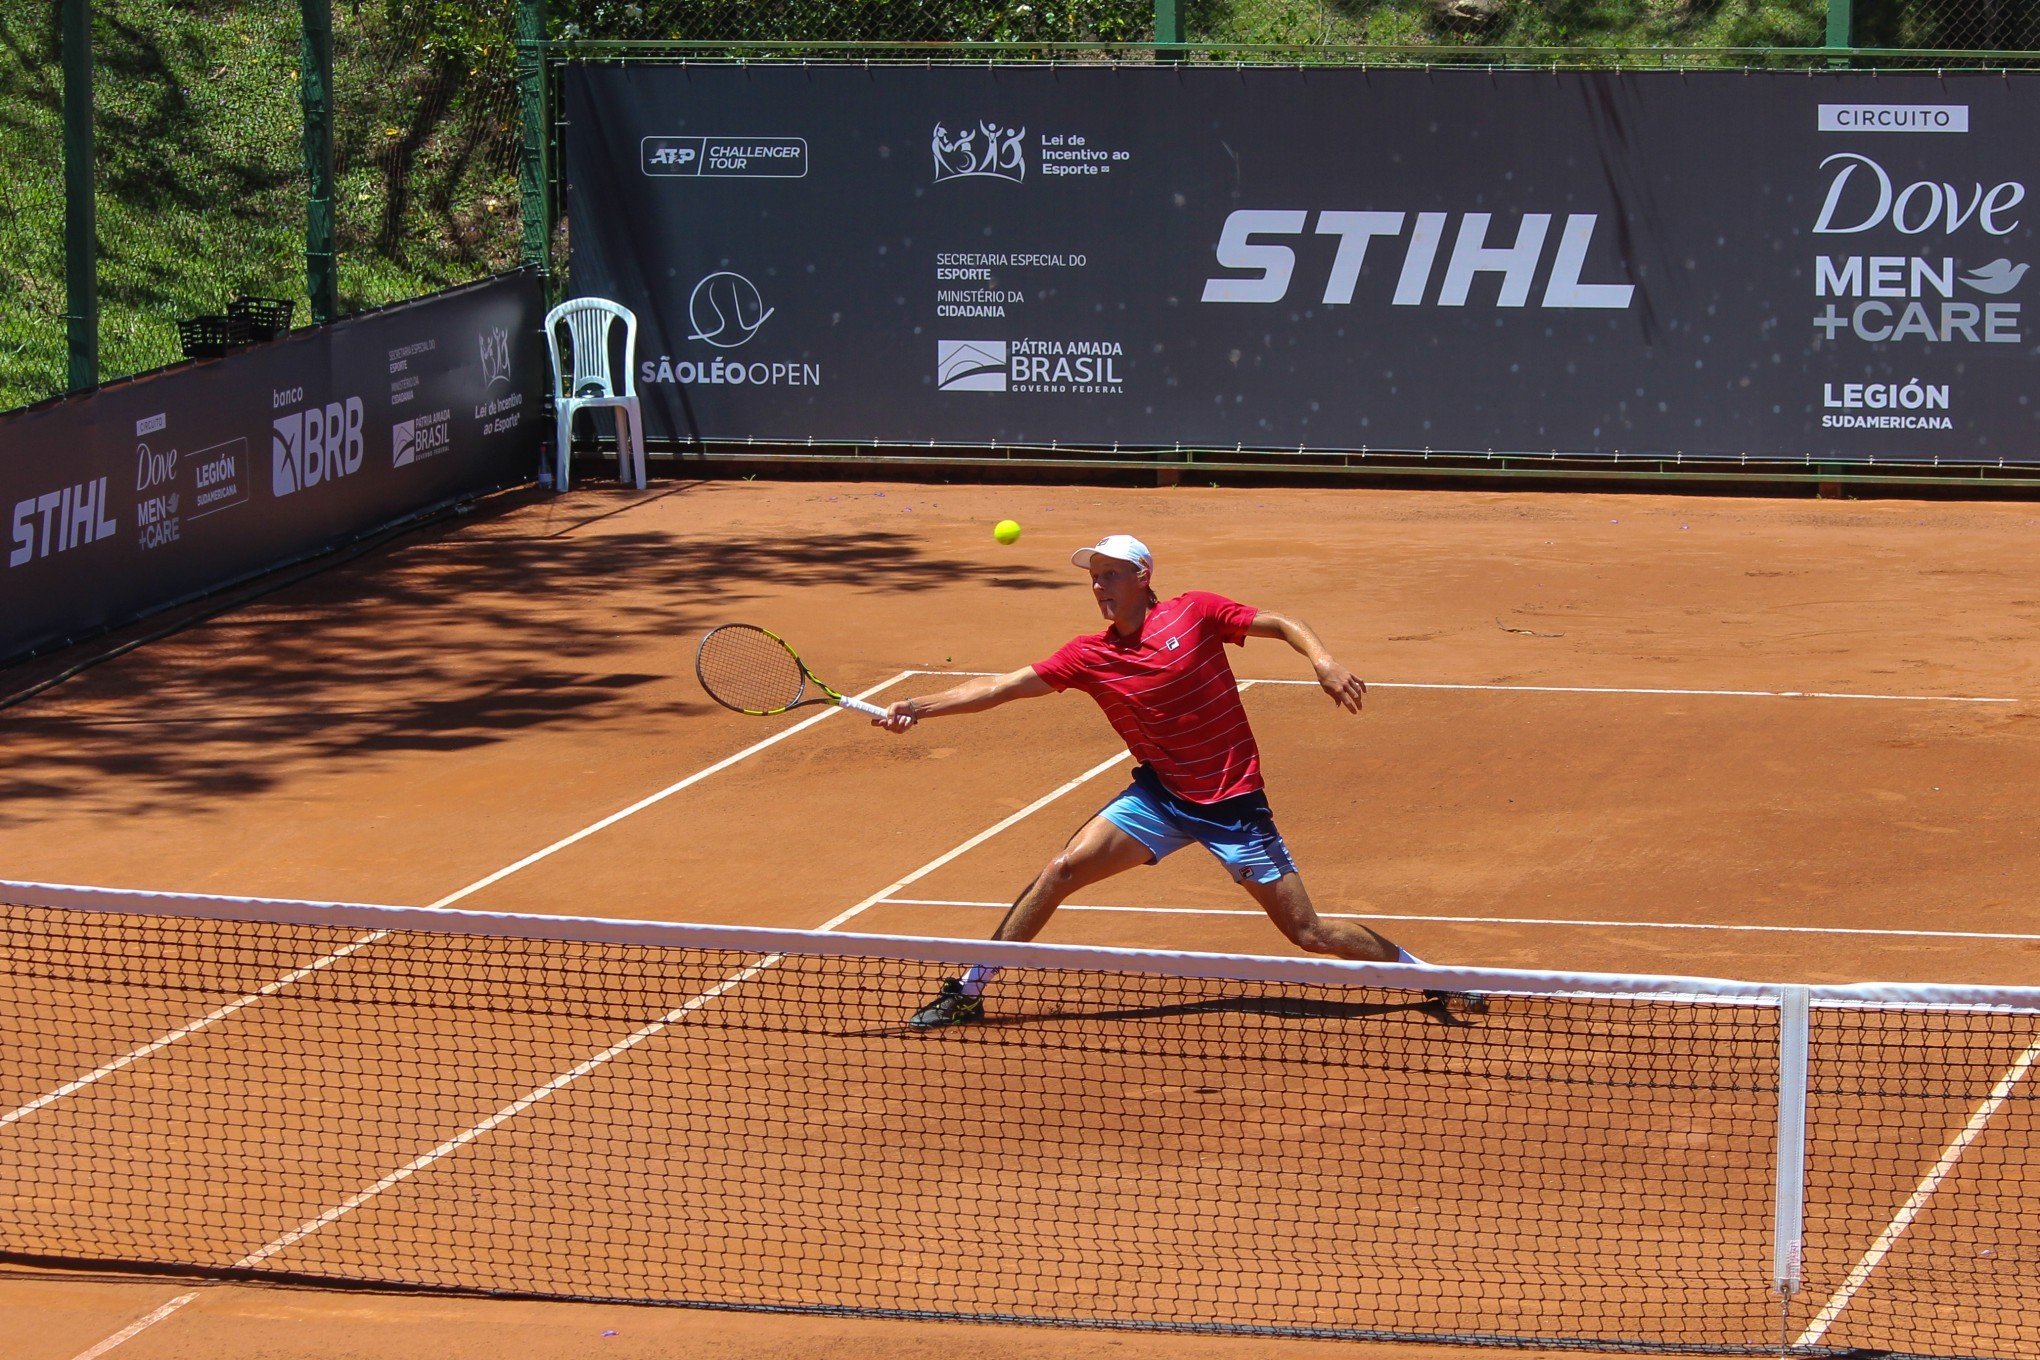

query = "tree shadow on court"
[{"left": 0, "top": 486, "right": 1065, "bottom": 824}]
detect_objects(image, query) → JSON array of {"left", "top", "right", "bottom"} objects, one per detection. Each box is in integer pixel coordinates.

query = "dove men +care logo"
[
  {"left": 271, "top": 389, "right": 366, "bottom": 498},
  {"left": 1808, "top": 147, "right": 2028, "bottom": 348}
]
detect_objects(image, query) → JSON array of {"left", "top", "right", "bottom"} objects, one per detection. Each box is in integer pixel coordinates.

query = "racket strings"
[{"left": 697, "top": 626, "right": 805, "bottom": 713}]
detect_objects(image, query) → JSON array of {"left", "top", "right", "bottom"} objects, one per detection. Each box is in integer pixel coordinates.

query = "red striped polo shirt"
[{"left": 1032, "top": 591, "right": 1262, "bottom": 804}]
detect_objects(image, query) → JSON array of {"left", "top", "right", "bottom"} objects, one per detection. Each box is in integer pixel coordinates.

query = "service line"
[
  {"left": 881, "top": 898, "right": 2040, "bottom": 945},
  {"left": 907, "top": 670, "right": 2017, "bottom": 703}
]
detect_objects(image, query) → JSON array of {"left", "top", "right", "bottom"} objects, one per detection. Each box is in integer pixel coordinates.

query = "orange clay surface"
[{"left": 2, "top": 479, "right": 2038, "bottom": 1360}]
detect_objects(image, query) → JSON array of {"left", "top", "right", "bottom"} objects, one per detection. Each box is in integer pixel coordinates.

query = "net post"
[{"left": 1773, "top": 983, "right": 1811, "bottom": 1348}]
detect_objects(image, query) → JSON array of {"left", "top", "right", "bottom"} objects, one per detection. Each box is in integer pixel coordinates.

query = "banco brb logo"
[
  {"left": 687, "top": 271, "right": 774, "bottom": 348},
  {"left": 273, "top": 397, "right": 366, "bottom": 497}
]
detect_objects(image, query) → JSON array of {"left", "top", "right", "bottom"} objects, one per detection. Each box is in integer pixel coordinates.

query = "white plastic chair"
[{"left": 544, "top": 297, "right": 646, "bottom": 491}]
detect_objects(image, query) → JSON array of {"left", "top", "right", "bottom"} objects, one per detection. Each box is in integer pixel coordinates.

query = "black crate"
[
  {"left": 227, "top": 295, "right": 295, "bottom": 341},
  {"left": 177, "top": 314, "right": 243, "bottom": 360}
]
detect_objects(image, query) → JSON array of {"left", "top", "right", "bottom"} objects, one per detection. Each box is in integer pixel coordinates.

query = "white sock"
[
  {"left": 1394, "top": 945, "right": 1427, "bottom": 966},
  {"left": 959, "top": 964, "right": 999, "bottom": 997}
]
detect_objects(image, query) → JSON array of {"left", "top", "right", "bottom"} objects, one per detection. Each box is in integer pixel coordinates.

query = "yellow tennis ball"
[{"left": 993, "top": 519, "right": 1022, "bottom": 545}]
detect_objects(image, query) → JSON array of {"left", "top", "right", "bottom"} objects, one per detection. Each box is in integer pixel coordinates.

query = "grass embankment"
[{"left": 0, "top": 3, "right": 519, "bottom": 411}]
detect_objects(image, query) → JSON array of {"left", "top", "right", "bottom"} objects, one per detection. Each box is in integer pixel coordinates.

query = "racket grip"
[{"left": 838, "top": 695, "right": 892, "bottom": 719}]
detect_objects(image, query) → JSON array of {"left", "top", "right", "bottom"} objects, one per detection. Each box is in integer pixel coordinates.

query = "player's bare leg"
[
  {"left": 910, "top": 815, "right": 1153, "bottom": 1030},
  {"left": 991, "top": 814, "right": 1155, "bottom": 943},
  {"left": 1244, "top": 872, "right": 1486, "bottom": 1013},
  {"left": 1242, "top": 872, "right": 1399, "bottom": 961}
]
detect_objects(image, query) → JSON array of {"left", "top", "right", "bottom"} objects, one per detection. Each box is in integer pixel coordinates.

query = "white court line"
[
  {"left": 1239, "top": 677, "right": 2018, "bottom": 704},
  {"left": 881, "top": 898, "right": 2040, "bottom": 944},
  {"left": 12, "top": 670, "right": 916, "bottom": 1136},
  {"left": 424, "top": 669, "right": 920, "bottom": 911},
  {"left": 232, "top": 963, "right": 775, "bottom": 1271},
  {"left": 901, "top": 670, "right": 2017, "bottom": 704},
  {"left": 67, "top": 1293, "right": 201, "bottom": 1360},
  {"left": 810, "top": 747, "right": 1134, "bottom": 932},
  {"left": 239, "top": 732, "right": 1142, "bottom": 1263},
  {"left": 0, "top": 931, "right": 389, "bottom": 1131},
  {"left": 48, "top": 674, "right": 919, "bottom": 1359},
  {"left": 53, "top": 671, "right": 1122, "bottom": 1358},
  {"left": 1795, "top": 1037, "right": 2040, "bottom": 1347}
]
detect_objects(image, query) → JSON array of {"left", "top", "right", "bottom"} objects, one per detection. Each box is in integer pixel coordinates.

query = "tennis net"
[{"left": 1, "top": 881, "right": 2035, "bottom": 1357}]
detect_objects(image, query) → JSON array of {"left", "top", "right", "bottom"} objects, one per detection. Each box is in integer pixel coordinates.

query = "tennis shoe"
[{"left": 909, "top": 978, "right": 984, "bottom": 1030}]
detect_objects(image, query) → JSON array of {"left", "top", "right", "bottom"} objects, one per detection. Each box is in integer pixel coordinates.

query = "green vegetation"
[
  {"left": 5, "top": 0, "right": 2010, "bottom": 413},
  {"left": 0, "top": 2, "right": 522, "bottom": 412}
]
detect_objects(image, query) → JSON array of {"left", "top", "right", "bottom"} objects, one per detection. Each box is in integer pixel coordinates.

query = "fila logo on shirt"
[{"left": 1165, "top": 637, "right": 1181, "bottom": 650}]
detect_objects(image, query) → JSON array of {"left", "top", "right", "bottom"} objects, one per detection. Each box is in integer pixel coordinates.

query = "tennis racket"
[{"left": 695, "top": 624, "right": 891, "bottom": 719}]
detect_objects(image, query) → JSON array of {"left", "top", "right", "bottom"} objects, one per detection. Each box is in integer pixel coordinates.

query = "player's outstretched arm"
[
  {"left": 1246, "top": 611, "right": 1366, "bottom": 713},
  {"left": 873, "top": 666, "right": 1054, "bottom": 732}
]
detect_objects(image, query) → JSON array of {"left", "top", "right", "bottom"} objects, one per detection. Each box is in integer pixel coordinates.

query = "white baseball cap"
[{"left": 1070, "top": 534, "right": 1153, "bottom": 575}]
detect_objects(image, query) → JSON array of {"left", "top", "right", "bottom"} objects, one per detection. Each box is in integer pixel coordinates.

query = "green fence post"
[
  {"left": 62, "top": 0, "right": 96, "bottom": 392},
  {"left": 300, "top": 0, "right": 338, "bottom": 324},
  {"left": 517, "top": 0, "right": 552, "bottom": 282},
  {"left": 1155, "top": 0, "right": 1184, "bottom": 60},
  {"left": 1826, "top": 0, "right": 1853, "bottom": 61}
]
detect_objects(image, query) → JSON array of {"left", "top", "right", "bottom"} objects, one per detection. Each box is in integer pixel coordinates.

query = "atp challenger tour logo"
[
  {"left": 1808, "top": 153, "right": 2027, "bottom": 346},
  {"left": 1201, "top": 210, "right": 1634, "bottom": 309}
]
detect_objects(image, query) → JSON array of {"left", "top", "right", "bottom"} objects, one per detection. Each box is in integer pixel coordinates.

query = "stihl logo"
[
  {"left": 272, "top": 397, "right": 366, "bottom": 497},
  {"left": 1202, "top": 209, "right": 1634, "bottom": 309},
  {"left": 8, "top": 477, "right": 118, "bottom": 568}
]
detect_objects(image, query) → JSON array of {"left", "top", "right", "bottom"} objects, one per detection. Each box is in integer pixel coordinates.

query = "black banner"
[
  {"left": 566, "top": 65, "right": 2039, "bottom": 462},
  {"left": 0, "top": 271, "right": 544, "bottom": 665}
]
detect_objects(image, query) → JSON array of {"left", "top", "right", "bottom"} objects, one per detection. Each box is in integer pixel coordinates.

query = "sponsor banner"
[
  {"left": 565, "top": 65, "right": 2040, "bottom": 462},
  {"left": 0, "top": 271, "right": 545, "bottom": 665}
]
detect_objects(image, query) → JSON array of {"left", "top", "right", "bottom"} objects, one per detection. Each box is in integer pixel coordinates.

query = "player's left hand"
[{"left": 1315, "top": 660, "right": 1366, "bottom": 713}]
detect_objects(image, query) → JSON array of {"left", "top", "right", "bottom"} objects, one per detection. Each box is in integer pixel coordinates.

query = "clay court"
[{"left": 4, "top": 479, "right": 2039, "bottom": 1360}]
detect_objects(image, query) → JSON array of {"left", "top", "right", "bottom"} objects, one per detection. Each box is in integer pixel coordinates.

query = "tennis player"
[{"left": 875, "top": 533, "right": 1461, "bottom": 1028}]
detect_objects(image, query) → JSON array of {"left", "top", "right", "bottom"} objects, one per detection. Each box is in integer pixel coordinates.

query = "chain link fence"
[
  {"left": 1856, "top": 0, "right": 2038, "bottom": 50},
  {"left": 94, "top": 3, "right": 303, "bottom": 402},
  {"left": 551, "top": 0, "right": 1823, "bottom": 50},
  {"left": 1193, "top": 0, "right": 1823, "bottom": 50},
  {"left": 556, "top": 2, "right": 1151, "bottom": 44},
  {"left": 0, "top": 6, "right": 66, "bottom": 410},
  {"left": 3, "top": 0, "right": 2035, "bottom": 415},
  {"left": 332, "top": 3, "right": 526, "bottom": 311},
  {"left": 0, "top": 1, "right": 528, "bottom": 413}
]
